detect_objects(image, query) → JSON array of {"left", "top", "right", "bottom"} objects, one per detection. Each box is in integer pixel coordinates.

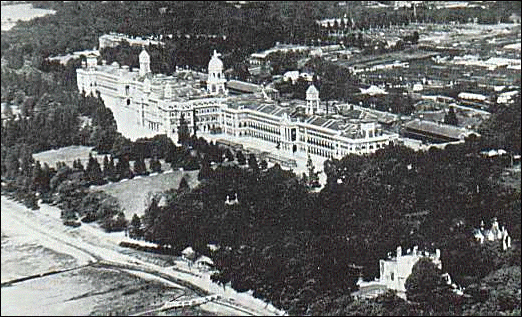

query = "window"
[
  {"left": 391, "top": 272, "right": 394, "bottom": 281},
  {"left": 127, "top": 99, "right": 130, "bottom": 106}
]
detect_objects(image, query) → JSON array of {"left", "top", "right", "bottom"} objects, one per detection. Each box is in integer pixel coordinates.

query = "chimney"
[
  {"left": 436, "top": 249, "right": 440, "bottom": 260},
  {"left": 413, "top": 245, "right": 418, "bottom": 256},
  {"left": 396, "top": 246, "right": 402, "bottom": 258}
]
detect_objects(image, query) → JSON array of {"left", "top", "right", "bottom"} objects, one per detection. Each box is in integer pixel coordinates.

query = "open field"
[
  {"left": 1, "top": 3, "right": 56, "bottom": 31},
  {"left": 91, "top": 169, "right": 200, "bottom": 218},
  {"left": 1, "top": 233, "right": 78, "bottom": 283},
  {"left": 33, "top": 145, "right": 96, "bottom": 169},
  {"left": 1, "top": 265, "right": 185, "bottom": 316}
]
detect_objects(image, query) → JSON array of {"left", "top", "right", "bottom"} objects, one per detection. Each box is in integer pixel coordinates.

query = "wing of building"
[{"left": 77, "top": 48, "right": 398, "bottom": 158}]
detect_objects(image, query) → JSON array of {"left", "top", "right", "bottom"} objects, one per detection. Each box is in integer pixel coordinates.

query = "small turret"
[
  {"left": 306, "top": 84, "right": 320, "bottom": 115},
  {"left": 86, "top": 53, "right": 97, "bottom": 69},
  {"left": 139, "top": 48, "right": 151, "bottom": 77}
]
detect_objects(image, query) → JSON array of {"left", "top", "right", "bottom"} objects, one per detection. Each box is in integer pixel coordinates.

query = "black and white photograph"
[{"left": 1, "top": 1, "right": 520, "bottom": 315}]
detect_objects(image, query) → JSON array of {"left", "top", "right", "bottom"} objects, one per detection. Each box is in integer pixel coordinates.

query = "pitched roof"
[
  {"left": 226, "top": 80, "right": 262, "bottom": 93},
  {"left": 306, "top": 84, "right": 319, "bottom": 95},
  {"left": 403, "top": 119, "right": 473, "bottom": 140}
]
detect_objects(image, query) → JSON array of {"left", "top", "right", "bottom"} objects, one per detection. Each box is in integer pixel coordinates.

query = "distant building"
[
  {"left": 379, "top": 246, "right": 441, "bottom": 293},
  {"left": 249, "top": 44, "right": 310, "bottom": 66},
  {"left": 458, "top": 92, "right": 488, "bottom": 102},
  {"left": 283, "top": 71, "right": 300, "bottom": 84},
  {"left": 402, "top": 119, "right": 478, "bottom": 143},
  {"left": 195, "top": 255, "right": 215, "bottom": 270},
  {"left": 98, "top": 33, "right": 165, "bottom": 49},
  {"left": 355, "top": 245, "right": 459, "bottom": 299},
  {"left": 181, "top": 246, "right": 197, "bottom": 261},
  {"left": 473, "top": 217, "right": 511, "bottom": 250},
  {"left": 47, "top": 49, "right": 100, "bottom": 66}
]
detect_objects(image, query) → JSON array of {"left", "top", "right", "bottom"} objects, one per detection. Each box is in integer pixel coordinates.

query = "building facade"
[
  {"left": 379, "top": 246, "right": 442, "bottom": 293},
  {"left": 77, "top": 49, "right": 398, "bottom": 158}
]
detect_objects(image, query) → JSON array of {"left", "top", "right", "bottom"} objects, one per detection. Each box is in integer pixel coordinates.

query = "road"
[{"left": 1, "top": 196, "right": 284, "bottom": 316}]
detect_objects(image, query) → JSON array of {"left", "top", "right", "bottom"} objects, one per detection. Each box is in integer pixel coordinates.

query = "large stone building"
[{"left": 77, "top": 48, "right": 398, "bottom": 158}]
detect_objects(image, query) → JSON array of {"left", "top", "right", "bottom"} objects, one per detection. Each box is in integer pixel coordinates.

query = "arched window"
[{"left": 127, "top": 99, "right": 131, "bottom": 106}]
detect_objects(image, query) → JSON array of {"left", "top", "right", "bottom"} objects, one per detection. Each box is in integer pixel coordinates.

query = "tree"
[
  {"left": 31, "top": 160, "right": 43, "bottom": 192},
  {"left": 177, "top": 113, "right": 190, "bottom": 147},
  {"left": 236, "top": 150, "right": 246, "bottom": 165},
  {"left": 306, "top": 154, "right": 319, "bottom": 186},
  {"left": 133, "top": 156, "right": 148, "bottom": 176},
  {"left": 198, "top": 155, "right": 212, "bottom": 180},
  {"left": 104, "top": 155, "right": 117, "bottom": 181},
  {"left": 178, "top": 176, "right": 190, "bottom": 192},
  {"left": 115, "top": 155, "right": 132, "bottom": 180},
  {"left": 86, "top": 153, "right": 103, "bottom": 184},
  {"left": 129, "top": 213, "right": 143, "bottom": 239},
  {"left": 412, "top": 31, "right": 419, "bottom": 44},
  {"left": 444, "top": 106, "right": 458, "bottom": 126},
  {"left": 224, "top": 149, "right": 234, "bottom": 162},
  {"left": 101, "top": 211, "right": 128, "bottom": 232},
  {"left": 405, "top": 257, "right": 457, "bottom": 314},
  {"left": 150, "top": 157, "right": 162, "bottom": 173},
  {"left": 463, "top": 266, "right": 521, "bottom": 315},
  {"left": 248, "top": 154, "right": 259, "bottom": 172},
  {"left": 4, "top": 150, "right": 20, "bottom": 179}
]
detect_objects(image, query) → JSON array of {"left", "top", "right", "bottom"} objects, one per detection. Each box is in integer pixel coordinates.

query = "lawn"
[
  {"left": 33, "top": 145, "right": 96, "bottom": 169},
  {"left": 91, "top": 169, "right": 200, "bottom": 219}
]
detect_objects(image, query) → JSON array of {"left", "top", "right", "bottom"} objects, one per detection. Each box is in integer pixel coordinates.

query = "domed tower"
[
  {"left": 139, "top": 48, "right": 151, "bottom": 77},
  {"left": 306, "top": 84, "right": 320, "bottom": 115},
  {"left": 207, "top": 50, "right": 226, "bottom": 95}
]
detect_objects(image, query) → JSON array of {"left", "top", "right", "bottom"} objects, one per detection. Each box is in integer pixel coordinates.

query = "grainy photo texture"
[{"left": 1, "top": 1, "right": 520, "bottom": 316}]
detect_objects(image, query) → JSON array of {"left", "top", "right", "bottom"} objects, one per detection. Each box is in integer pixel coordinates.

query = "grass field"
[
  {"left": 33, "top": 145, "right": 96, "bottom": 169},
  {"left": 92, "top": 170, "right": 200, "bottom": 219},
  {"left": 33, "top": 146, "right": 201, "bottom": 219}
]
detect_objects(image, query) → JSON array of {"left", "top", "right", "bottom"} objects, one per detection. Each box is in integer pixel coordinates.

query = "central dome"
[{"left": 208, "top": 50, "right": 223, "bottom": 70}]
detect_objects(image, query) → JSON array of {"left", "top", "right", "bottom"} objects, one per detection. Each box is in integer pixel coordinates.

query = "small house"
[{"left": 181, "top": 246, "right": 197, "bottom": 261}]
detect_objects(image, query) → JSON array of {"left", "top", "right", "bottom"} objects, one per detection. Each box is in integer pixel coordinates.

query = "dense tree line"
[
  {"left": 479, "top": 93, "right": 521, "bottom": 154},
  {"left": 137, "top": 136, "right": 520, "bottom": 315}
]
